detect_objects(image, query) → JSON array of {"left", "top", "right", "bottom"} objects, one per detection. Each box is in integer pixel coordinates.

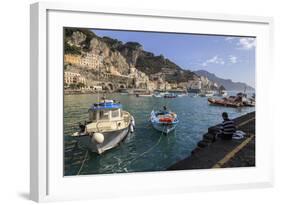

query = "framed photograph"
[{"left": 30, "top": 2, "right": 274, "bottom": 202}]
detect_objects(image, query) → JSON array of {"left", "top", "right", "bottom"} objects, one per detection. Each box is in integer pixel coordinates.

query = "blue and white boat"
[
  {"left": 150, "top": 109, "right": 179, "bottom": 134},
  {"left": 72, "top": 99, "right": 135, "bottom": 154}
]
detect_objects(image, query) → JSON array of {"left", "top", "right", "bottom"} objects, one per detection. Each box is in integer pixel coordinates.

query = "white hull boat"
[
  {"left": 72, "top": 100, "right": 135, "bottom": 154},
  {"left": 138, "top": 94, "right": 153, "bottom": 97},
  {"left": 199, "top": 90, "right": 215, "bottom": 97},
  {"left": 153, "top": 93, "right": 162, "bottom": 98}
]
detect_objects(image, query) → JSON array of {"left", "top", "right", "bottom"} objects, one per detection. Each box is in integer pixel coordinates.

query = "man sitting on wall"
[{"left": 217, "top": 112, "right": 236, "bottom": 140}]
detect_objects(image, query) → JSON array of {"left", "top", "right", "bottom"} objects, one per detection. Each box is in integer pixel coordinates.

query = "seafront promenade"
[{"left": 168, "top": 111, "right": 255, "bottom": 170}]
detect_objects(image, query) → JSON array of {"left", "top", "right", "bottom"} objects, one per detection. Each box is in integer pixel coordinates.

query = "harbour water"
[{"left": 64, "top": 92, "right": 255, "bottom": 176}]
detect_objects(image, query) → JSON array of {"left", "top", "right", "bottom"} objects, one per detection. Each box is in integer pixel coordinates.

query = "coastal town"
[
  {"left": 64, "top": 53, "right": 219, "bottom": 94},
  {"left": 63, "top": 29, "right": 226, "bottom": 95}
]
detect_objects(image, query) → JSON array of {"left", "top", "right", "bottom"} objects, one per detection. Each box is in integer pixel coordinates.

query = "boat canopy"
[{"left": 89, "top": 101, "right": 122, "bottom": 111}]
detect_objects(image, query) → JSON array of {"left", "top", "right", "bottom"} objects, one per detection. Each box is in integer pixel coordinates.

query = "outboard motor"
[{"left": 79, "top": 122, "right": 86, "bottom": 133}]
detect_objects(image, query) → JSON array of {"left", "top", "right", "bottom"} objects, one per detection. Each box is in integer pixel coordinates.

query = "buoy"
[{"left": 92, "top": 133, "right": 104, "bottom": 144}]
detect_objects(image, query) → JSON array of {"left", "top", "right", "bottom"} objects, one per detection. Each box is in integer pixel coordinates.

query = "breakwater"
[{"left": 168, "top": 111, "right": 255, "bottom": 170}]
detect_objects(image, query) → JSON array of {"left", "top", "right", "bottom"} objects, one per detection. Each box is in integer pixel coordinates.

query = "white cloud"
[
  {"left": 229, "top": 55, "right": 237, "bottom": 64},
  {"left": 225, "top": 37, "right": 256, "bottom": 50},
  {"left": 237, "top": 38, "right": 256, "bottom": 50},
  {"left": 201, "top": 55, "right": 225, "bottom": 67}
]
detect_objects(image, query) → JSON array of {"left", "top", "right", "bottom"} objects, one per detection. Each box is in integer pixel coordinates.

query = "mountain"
[
  {"left": 64, "top": 28, "right": 198, "bottom": 83},
  {"left": 194, "top": 70, "right": 255, "bottom": 91}
]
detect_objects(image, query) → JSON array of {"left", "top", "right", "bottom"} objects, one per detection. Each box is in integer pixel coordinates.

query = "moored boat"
[
  {"left": 208, "top": 97, "right": 242, "bottom": 108},
  {"left": 138, "top": 94, "right": 153, "bottom": 97},
  {"left": 153, "top": 92, "right": 162, "bottom": 98},
  {"left": 199, "top": 90, "right": 215, "bottom": 97},
  {"left": 150, "top": 109, "right": 179, "bottom": 134},
  {"left": 177, "top": 92, "right": 188, "bottom": 97},
  {"left": 164, "top": 93, "right": 177, "bottom": 98},
  {"left": 243, "top": 98, "right": 255, "bottom": 107},
  {"left": 72, "top": 99, "right": 135, "bottom": 154}
]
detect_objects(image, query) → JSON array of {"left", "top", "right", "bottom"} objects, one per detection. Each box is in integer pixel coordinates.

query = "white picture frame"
[{"left": 30, "top": 2, "right": 274, "bottom": 202}]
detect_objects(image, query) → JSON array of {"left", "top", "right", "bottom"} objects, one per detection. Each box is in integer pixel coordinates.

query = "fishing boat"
[
  {"left": 153, "top": 92, "right": 162, "bottom": 98},
  {"left": 163, "top": 93, "right": 177, "bottom": 98},
  {"left": 242, "top": 96, "right": 255, "bottom": 107},
  {"left": 137, "top": 93, "right": 153, "bottom": 97},
  {"left": 150, "top": 109, "right": 179, "bottom": 134},
  {"left": 199, "top": 90, "right": 215, "bottom": 97},
  {"left": 177, "top": 92, "right": 188, "bottom": 97},
  {"left": 208, "top": 97, "right": 242, "bottom": 108},
  {"left": 72, "top": 99, "right": 135, "bottom": 154}
]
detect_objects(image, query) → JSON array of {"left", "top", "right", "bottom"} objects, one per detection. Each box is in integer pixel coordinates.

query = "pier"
[{"left": 167, "top": 111, "right": 255, "bottom": 170}]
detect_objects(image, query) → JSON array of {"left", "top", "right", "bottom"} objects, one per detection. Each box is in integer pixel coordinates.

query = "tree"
[
  {"left": 69, "top": 84, "right": 77, "bottom": 89},
  {"left": 64, "top": 41, "right": 81, "bottom": 55},
  {"left": 219, "top": 85, "right": 226, "bottom": 91},
  {"left": 77, "top": 82, "right": 85, "bottom": 88}
]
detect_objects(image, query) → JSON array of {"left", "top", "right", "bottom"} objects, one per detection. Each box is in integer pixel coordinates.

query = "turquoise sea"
[{"left": 64, "top": 92, "right": 255, "bottom": 176}]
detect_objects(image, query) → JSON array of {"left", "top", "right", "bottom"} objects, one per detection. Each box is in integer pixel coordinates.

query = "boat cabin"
[{"left": 88, "top": 100, "right": 122, "bottom": 122}]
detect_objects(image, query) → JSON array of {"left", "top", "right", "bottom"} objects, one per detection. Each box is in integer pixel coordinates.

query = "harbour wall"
[{"left": 167, "top": 111, "right": 255, "bottom": 170}]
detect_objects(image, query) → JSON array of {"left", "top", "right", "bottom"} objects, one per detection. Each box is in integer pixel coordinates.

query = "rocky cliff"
[{"left": 64, "top": 28, "right": 198, "bottom": 83}]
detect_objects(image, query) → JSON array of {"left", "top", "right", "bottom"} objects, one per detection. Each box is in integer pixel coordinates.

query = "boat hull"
[
  {"left": 76, "top": 127, "right": 130, "bottom": 154},
  {"left": 151, "top": 122, "right": 177, "bottom": 134},
  {"left": 208, "top": 98, "right": 241, "bottom": 108}
]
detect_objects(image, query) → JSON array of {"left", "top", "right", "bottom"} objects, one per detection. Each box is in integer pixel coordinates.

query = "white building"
[
  {"left": 80, "top": 53, "right": 102, "bottom": 69},
  {"left": 64, "top": 72, "right": 86, "bottom": 85}
]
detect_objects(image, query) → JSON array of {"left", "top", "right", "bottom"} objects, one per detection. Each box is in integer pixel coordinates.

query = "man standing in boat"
[
  {"left": 217, "top": 112, "right": 236, "bottom": 140},
  {"left": 162, "top": 105, "right": 170, "bottom": 114}
]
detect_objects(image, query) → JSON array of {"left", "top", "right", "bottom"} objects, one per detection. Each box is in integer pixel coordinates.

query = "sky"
[{"left": 91, "top": 29, "right": 256, "bottom": 88}]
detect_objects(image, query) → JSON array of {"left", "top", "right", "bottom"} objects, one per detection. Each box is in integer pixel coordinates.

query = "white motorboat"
[
  {"left": 72, "top": 99, "right": 135, "bottom": 154},
  {"left": 199, "top": 90, "right": 215, "bottom": 97},
  {"left": 153, "top": 93, "right": 162, "bottom": 98}
]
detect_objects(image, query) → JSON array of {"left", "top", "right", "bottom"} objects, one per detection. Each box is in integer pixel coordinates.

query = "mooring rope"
[
  {"left": 75, "top": 122, "right": 168, "bottom": 174},
  {"left": 76, "top": 150, "right": 89, "bottom": 175},
  {"left": 124, "top": 126, "right": 166, "bottom": 167}
]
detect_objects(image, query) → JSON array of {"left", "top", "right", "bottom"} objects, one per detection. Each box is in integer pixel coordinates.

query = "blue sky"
[{"left": 91, "top": 29, "right": 256, "bottom": 88}]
